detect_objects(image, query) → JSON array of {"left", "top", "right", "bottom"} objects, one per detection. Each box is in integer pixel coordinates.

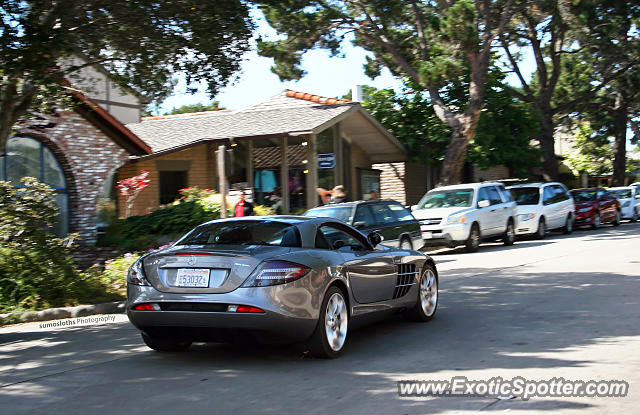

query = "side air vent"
[{"left": 393, "top": 264, "right": 418, "bottom": 299}]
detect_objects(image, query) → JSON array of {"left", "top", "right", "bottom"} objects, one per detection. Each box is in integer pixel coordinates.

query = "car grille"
[
  {"left": 393, "top": 264, "right": 418, "bottom": 299},
  {"left": 420, "top": 218, "right": 442, "bottom": 226},
  {"left": 158, "top": 302, "right": 228, "bottom": 312}
]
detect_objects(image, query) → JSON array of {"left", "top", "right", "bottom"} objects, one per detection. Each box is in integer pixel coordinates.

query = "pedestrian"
[
  {"left": 330, "top": 185, "right": 348, "bottom": 203},
  {"left": 369, "top": 189, "right": 378, "bottom": 200},
  {"left": 233, "top": 190, "right": 254, "bottom": 217}
]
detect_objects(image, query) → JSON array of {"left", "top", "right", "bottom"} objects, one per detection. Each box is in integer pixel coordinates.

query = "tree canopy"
[
  {"left": 164, "top": 102, "right": 226, "bottom": 115},
  {"left": 0, "top": 0, "right": 254, "bottom": 153},
  {"left": 257, "top": 0, "right": 530, "bottom": 185}
]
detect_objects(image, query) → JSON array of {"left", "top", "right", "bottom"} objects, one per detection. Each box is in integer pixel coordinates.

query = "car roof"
[
  {"left": 306, "top": 199, "right": 403, "bottom": 209},
  {"left": 571, "top": 188, "right": 601, "bottom": 192},
  {"left": 426, "top": 182, "right": 505, "bottom": 192},
  {"left": 608, "top": 187, "right": 634, "bottom": 191},
  {"left": 507, "top": 182, "right": 563, "bottom": 189}
]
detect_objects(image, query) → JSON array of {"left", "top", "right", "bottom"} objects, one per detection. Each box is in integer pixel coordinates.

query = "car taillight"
[
  {"left": 127, "top": 259, "right": 150, "bottom": 286},
  {"left": 227, "top": 305, "right": 265, "bottom": 313},
  {"left": 132, "top": 303, "right": 160, "bottom": 311},
  {"left": 241, "top": 260, "right": 310, "bottom": 287}
]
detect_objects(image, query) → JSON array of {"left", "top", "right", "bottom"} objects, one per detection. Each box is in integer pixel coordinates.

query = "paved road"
[{"left": 1, "top": 222, "right": 639, "bottom": 414}]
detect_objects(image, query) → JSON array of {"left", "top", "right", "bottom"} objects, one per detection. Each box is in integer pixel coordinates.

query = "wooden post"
[
  {"left": 247, "top": 140, "right": 254, "bottom": 198},
  {"left": 334, "top": 123, "right": 343, "bottom": 187},
  {"left": 306, "top": 134, "right": 318, "bottom": 209},
  {"left": 280, "top": 136, "right": 290, "bottom": 214},
  {"left": 217, "top": 144, "right": 227, "bottom": 218}
]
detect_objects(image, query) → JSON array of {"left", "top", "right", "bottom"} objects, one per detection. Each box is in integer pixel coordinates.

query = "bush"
[{"left": 0, "top": 178, "right": 121, "bottom": 312}]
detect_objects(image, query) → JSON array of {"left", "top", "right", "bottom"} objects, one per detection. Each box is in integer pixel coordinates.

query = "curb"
[{"left": 0, "top": 301, "right": 126, "bottom": 326}]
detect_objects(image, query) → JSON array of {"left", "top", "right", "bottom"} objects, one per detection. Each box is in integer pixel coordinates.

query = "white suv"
[
  {"left": 506, "top": 182, "right": 575, "bottom": 238},
  {"left": 609, "top": 186, "right": 640, "bottom": 221},
  {"left": 412, "top": 182, "right": 517, "bottom": 252}
]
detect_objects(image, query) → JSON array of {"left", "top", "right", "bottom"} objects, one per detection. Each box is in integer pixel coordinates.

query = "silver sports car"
[{"left": 127, "top": 216, "right": 438, "bottom": 358}]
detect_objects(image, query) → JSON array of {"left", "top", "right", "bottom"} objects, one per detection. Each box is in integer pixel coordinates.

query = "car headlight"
[
  {"left": 446, "top": 214, "right": 467, "bottom": 225},
  {"left": 622, "top": 201, "right": 630, "bottom": 208},
  {"left": 127, "top": 259, "right": 149, "bottom": 286},
  {"left": 517, "top": 213, "right": 536, "bottom": 221},
  {"left": 577, "top": 207, "right": 592, "bottom": 213},
  {"left": 242, "top": 260, "right": 310, "bottom": 287}
]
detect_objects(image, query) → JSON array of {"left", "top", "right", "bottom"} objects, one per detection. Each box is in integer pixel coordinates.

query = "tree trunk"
[
  {"left": 438, "top": 113, "right": 481, "bottom": 186},
  {"left": 611, "top": 90, "right": 628, "bottom": 186},
  {"left": 538, "top": 108, "right": 559, "bottom": 181},
  {"left": 0, "top": 78, "right": 36, "bottom": 155}
]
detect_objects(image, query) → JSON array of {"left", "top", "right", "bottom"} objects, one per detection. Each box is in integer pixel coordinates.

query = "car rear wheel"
[
  {"left": 535, "top": 218, "right": 546, "bottom": 239},
  {"left": 400, "top": 237, "right": 413, "bottom": 250},
  {"left": 308, "top": 286, "right": 348, "bottom": 358},
  {"left": 632, "top": 209, "right": 639, "bottom": 222},
  {"left": 613, "top": 209, "right": 621, "bottom": 226},
  {"left": 465, "top": 223, "right": 480, "bottom": 253},
  {"left": 503, "top": 220, "right": 515, "bottom": 246},
  {"left": 141, "top": 333, "right": 192, "bottom": 352},
  {"left": 404, "top": 264, "right": 438, "bottom": 322},
  {"left": 591, "top": 212, "right": 601, "bottom": 229},
  {"left": 563, "top": 214, "right": 574, "bottom": 234}
]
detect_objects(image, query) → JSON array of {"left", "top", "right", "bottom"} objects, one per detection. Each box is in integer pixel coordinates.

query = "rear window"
[
  {"left": 571, "top": 190, "right": 597, "bottom": 202},
  {"left": 510, "top": 187, "right": 540, "bottom": 205},
  {"left": 388, "top": 203, "right": 414, "bottom": 221},
  {"left": 177, "top": 220, "right": 301, "bottom": 247},
  {"left": 610, "top": 189, "right": 632, "bottom": 199},
  {"left": 304, "top": 206, "right": 352, "bottom": 223}
]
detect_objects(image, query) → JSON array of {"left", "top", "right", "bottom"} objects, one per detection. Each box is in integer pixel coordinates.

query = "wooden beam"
[
  {"left": 280, "top": 137, "right": 290, "bottom": 214},
  {"left": 306, "top": 134, "right": 318, "bottom": 209}
]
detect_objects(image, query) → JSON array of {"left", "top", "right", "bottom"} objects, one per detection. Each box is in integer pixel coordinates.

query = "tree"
[
  {"left": 0, "top": 0, "right": 254, "bottom": 154},
  {"left": 500, "top": 0, "right": 640, "bottom": 181},
  {"left": 164, "top": 102, "right": 226, "bottom": 115},
  {"left": 256, "top": 0, "right": 531, "bottom": 185},
  {"left": 116, "top": 170, "right": 150, "bottom": 218},
  {"left": 359, "top": 69, "right": 541, "bottom": 178},
  {"left": 557, "top": 1, "right": 640, "bottom": 185},
  {"left": 563, "top": 120, "right": 613, "bottom": 176}
]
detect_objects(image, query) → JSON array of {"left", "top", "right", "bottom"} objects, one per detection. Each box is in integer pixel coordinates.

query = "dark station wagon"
[{"left": 304, "top": 200, "right": 423, "bottom": 251}]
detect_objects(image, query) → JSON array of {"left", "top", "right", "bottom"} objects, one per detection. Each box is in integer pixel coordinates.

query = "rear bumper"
[{"left": 127, "top": 284, "right": 320, "bottom": 343}]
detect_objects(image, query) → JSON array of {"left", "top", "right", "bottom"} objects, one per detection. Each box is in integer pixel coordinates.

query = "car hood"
[
  {"left": 142, "top": 244, "right": 292, "bottom": 294},
  {"left": 412, "top": 207, "right": 474, "bottom": 220}
]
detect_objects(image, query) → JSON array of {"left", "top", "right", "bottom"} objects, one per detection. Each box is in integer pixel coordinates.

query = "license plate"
[
  {"left": 175, "top": 269, "right": 210, "bottom": 288},
  {"left": 422, "top": 231, "right": 432, "bottom": 239}
]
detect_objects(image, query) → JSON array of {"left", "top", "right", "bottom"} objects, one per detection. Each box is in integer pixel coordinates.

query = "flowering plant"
[{"left": 117, "top": 170, "right": 150, "bottom": 217}]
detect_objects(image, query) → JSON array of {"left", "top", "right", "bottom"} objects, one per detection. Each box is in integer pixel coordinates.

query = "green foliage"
[
  {"left": 164, "top": 102, "right": 226, "bottom": 115},
  {"left": 564, "top": 121, "right": 613, "bottom": 175},
  {"left": 0, "top": 0, "right": 254, "bottom": 152},
  {"left": 100, "top": 253, "right": 142, "bottom": 297},
  {"left": 253, "top": 205, "right": 276, "bottom": 216},
  {"left": 0, "top": 178, "right": 120, "bottom": 312},
  {"left": 178, "top": 187, "right": 216, "bottom": 202}
]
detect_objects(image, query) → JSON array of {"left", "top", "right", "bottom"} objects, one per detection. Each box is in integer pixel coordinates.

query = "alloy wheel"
[
  {"left": 420, "top": 268, "right": 438, "bottom": 317},
  {"left": 324, "top": 292, "right": 348, "bottom": 352}
]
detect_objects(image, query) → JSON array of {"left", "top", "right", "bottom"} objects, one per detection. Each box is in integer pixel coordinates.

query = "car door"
[
  {"left": 486, "top": 185, "right": 507, "bottom": 235},
  {"left": 476, "top": 187, "right": 495, "bottom": 235},
  {"left": 598, "top": 189, "right": 615, "bottom": 221},
  {"left": 387, "top": 202, "right": 422, "bottom": 248},
  {"left": 541, "top": 185, "right": 559, "bottom": 227},
  {"left": 551, "top": 184, "right": 572, "bottom": 228},
  {"left": 317, "top": 223, "right": 397, "bottom": 304}
]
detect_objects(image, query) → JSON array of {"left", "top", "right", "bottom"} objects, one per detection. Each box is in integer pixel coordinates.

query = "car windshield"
[
  {"left": 572, "top": 190, "right": 597, "bottom": 202},
  {"left": 304, "top": 206, "right": 352, "bottom": 223},
  {"left": 510, "top": 187, "right": 540, "bottom": 205},
  {"left": 609, "top": 189, "right": 632, "bottom": 199},
  {"left": 177, "top": 220, "right": 301, "bottom": 247},
  {"left": 417, "top": 189, "right": 474, "bottom": 209}
]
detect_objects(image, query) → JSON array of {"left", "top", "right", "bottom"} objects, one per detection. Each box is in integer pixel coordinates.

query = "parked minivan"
[
  {"left": 412, "top": 182, "right": 517, "bottom": 252},
  {"left": 507, "top": 182, "right": 575, "bottom": 238}
]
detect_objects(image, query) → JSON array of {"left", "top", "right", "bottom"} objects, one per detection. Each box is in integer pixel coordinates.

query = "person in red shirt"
[{"left": 233, "top": 191, "right": 254, "bottom": 217}]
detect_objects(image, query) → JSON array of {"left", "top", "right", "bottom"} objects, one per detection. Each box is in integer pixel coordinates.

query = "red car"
[{"left": 570, "top": 188, "right": 621, "bottom": 228}]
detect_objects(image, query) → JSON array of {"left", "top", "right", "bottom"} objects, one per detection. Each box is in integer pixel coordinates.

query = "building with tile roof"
[{"left": 117, "top": 89, "right": 407, "bottom": 215}]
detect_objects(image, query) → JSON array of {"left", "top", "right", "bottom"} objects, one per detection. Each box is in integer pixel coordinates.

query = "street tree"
[
  {"left": 256, "top": 0, "right": 532, "bottom": 185},
  {"left": 164, "top": 102, "right": 226, "bottom": 115},
  {"left": 499, "top": 0, "right": 640, "bottom": 181},
  {"left": 0, "top": 0, "right": 253, "bottom": 154}
]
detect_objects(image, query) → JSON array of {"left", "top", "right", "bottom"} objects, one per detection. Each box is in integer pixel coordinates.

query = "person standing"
[{"left": 233, "top": 191, "right": 254, "bottom": 217}]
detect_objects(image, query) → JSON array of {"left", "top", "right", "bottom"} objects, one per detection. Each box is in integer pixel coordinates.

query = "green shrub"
[
  {"left": 0, "top": 178, "right": 122, "bottom": 312},
  {"left": 253, "top": 204, "right": 276, "bottom": 216}
]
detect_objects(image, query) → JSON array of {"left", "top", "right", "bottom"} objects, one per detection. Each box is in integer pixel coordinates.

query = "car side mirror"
[
  {"left": 353, "top": 221, "right": 366, "bottom": 229},
  {"left": 478, "top": 200, "right": 490, "bottom": 208},
  {"left": 367, "top": 231, "right": 383, "bottom": 248}
]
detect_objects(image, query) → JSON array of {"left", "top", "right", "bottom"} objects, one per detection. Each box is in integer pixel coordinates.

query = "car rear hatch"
[{"left": 142, "top": 245, "right": 290, "bottom": 293}]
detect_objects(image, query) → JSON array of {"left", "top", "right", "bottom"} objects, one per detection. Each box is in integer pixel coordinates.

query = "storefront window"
[
  {"left": 2, "top": 136, "right": 69, "bottom": 236},
  {"left": 287, "top": 136, "right": 308, "bottom": 214},
  {"left": 252, "top": 138, "right": 281, "bottom": 210}
]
